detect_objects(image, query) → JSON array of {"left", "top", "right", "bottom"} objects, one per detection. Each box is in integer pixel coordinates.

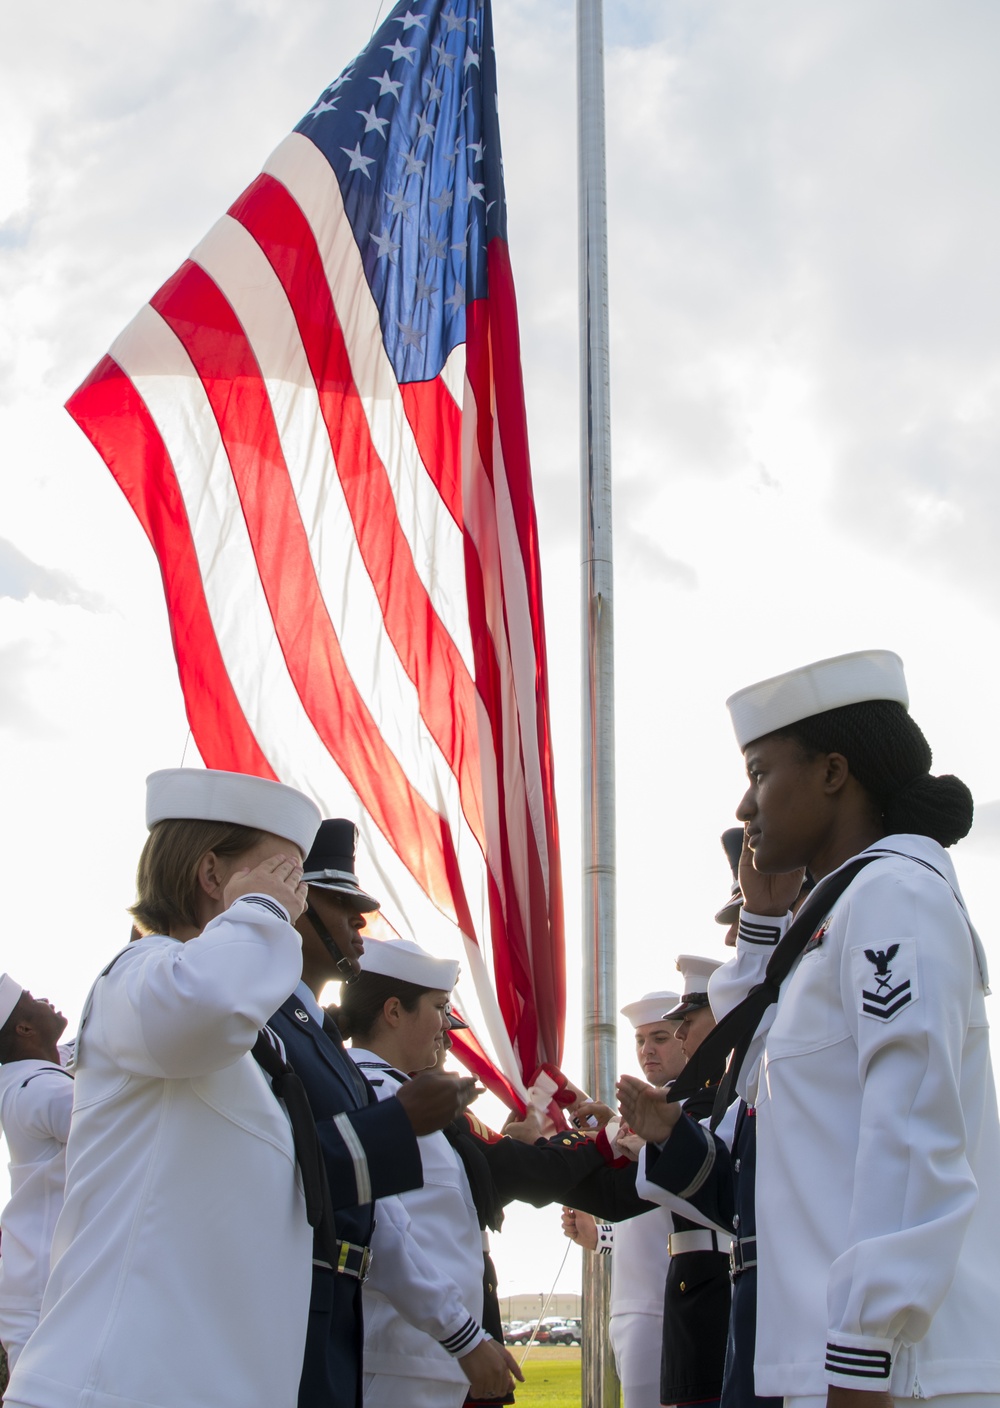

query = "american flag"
[{"left": 66, "top": 0, "right": 564, "bottom": 1107}]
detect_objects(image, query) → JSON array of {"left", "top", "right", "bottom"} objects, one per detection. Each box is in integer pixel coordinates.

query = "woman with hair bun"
[
  {"left": 5, "top": 768, "right": 321, "bottom": 1408},
  {"left": 706, "top": 650, "right": 1000, "bottom": 1408}
]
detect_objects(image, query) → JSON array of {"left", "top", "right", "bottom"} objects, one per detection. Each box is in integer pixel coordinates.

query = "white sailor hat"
[
  {"left": 664, "top": 956, "right": 722, "bottom": 1019},
  {"left": 302, "top": 819, "right": 380, "bottom": 911},
  {"left": 620, "top": 992, "right": 682, "bottom": 1029},
  {"left": 727, "top": 650, "right": 908, "bottom": 750},
  {"left": 145, "top": 768, "right": 321, "bottom": 856},
  {"left": 0, "top": 974, "right": 24, "bottom": 1029},
  {"left": 359, "top": 937, "right": 459, "bottom": 992}
]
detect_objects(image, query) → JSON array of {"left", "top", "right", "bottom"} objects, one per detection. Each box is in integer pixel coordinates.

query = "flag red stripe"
[
  {"left": 149, "top": 260, "right": 477, "bottom": 940},
  {"left": 229, "top": 174, "right": 486, "bottom": 852},
  {"left": 66, "top": 355, "right": 276, "bottom": 780},
  {"left": 392, "top": 308, "right": 549, "bottom": 1074},
  {"left": 485, "top": 242, "right": 566, "bottom": 1058},
  {"left": 462, "top": 300, "right": 544, "bottom": 1073},
  {"left": 398, "top": 377, "right": 464, "bottom": 528},
  {"left": 448, "top": 1026, "right": 524, "bottom": 1114}
]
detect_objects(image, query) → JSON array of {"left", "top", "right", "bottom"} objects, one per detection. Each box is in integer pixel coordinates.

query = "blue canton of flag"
[{"left": 297, "top": 1, "right": 505, "bottom": 384}]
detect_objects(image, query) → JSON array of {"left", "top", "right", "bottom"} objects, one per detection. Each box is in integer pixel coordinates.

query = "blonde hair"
[{"left": 129, "top": 818, "right": 265, "bottom": 936}]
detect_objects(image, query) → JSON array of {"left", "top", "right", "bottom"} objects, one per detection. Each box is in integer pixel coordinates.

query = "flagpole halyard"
[{"left": 577, "top": 1, "right": 619, "bottom": 1406}]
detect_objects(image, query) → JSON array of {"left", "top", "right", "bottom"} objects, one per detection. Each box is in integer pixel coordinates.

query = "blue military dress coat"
[{"left": 269, "top": 991, "right": 423, "bottom": 1408}]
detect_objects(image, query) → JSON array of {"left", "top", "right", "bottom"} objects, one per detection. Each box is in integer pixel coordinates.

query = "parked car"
[
  {"left": 503, "top": 1321, "right": 536, "bottom": 1345},
  {"left": 537, "top": 1318, "right": 580, "bottom": 1346}
]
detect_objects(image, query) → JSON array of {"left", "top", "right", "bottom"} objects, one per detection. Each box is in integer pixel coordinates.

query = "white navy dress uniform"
[
  {"left": 712, "top": 651, "right": 1000, "bottom": 1408},
  {"left": 0, "top": 977, "right": 74, "bottom": 1368},
  {"left": 601, "top": 991, "right": 681, "bottom": 1408},
  {"left": 349, "top": 939, "right": 489, "bottom": 1408},
  {"left": 5, "top": 768, "right": 322, "bottom": 1408}
]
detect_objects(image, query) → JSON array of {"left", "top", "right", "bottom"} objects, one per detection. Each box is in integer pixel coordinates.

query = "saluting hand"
[
  {"left": 224, "top": 854, "right": 308, "bottom": 922},
  {"left": 617, "top": 1074, "right": 683, "bottom": 1144},
  {"left": 395, "top": 1070, "right": 479, "bottom": 1135},
  {"left": 738, "top": 827, "right": 804, "bottom": 918}
]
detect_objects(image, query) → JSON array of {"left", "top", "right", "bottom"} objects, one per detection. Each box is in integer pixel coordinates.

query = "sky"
[{"left": 2, "top": 0, "right": 1000, "bottom": 1300}]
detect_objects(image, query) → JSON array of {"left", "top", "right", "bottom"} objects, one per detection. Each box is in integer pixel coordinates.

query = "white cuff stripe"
[
  {"left": 677, "top": 1122, "right": 716, "bottom": 1197},
  {"left": 333, "top": 1113, "right": 372, "bottom": 1205}
]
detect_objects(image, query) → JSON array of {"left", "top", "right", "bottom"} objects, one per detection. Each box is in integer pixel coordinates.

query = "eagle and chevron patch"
[{"left": 851, "top": 939, "right": 919, "bottom": 1022}]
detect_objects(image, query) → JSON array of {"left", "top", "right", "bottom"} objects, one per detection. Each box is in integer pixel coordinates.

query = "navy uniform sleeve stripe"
[{"left": 440, "top": 1316, "right": 482, "bottom": 1354}]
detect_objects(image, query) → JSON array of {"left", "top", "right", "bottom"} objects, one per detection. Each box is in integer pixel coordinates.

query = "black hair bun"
[{"left": 884, "top": 773, "right": 974, "bottom": 848}]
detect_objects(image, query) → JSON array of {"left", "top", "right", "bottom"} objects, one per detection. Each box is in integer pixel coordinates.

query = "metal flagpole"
[{"left": 577, "top": 3, "right": 618, "bottom": 1407}]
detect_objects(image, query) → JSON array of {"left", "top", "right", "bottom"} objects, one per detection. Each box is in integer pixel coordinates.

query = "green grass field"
[
  {"left": 513, "top": 1346, "right": 620, "bottom": 1408},
  {"left": 516, "top": 1358, "right": 580, "bottom": 1406}
]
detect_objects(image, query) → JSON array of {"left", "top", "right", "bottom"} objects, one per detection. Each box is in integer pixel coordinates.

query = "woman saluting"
[
  {"left": 6, "top": 768, "right": 321, "bottom": 1408},
  {"left": 707, "top": 651, "right": 1000, "bottom": 1408}
]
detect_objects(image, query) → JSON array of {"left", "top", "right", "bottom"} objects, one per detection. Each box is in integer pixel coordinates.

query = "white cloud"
[{"left": 0, "top": 537, "right": 105, "bottom": 609}]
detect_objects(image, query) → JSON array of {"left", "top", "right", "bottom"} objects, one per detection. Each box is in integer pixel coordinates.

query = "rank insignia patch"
[{"left": 852, "top": 939, "right": 919, "bottom": 1022}]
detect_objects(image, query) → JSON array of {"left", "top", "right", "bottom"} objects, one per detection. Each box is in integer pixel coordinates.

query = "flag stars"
[
  {"left": 341, "top": 142, "right": 376, "bottom": 177},
  {"left": 467, "top": 139, "right": 485, "bottom": 163},
  {"left": 422, "top": 231, "right": 448, "bottom": 259},
  {"left": 385, "top": 187, "right": 415, "bottom": 218},
  {"left": 371, "top": 227, "right": 401, "bottom": 262},
  {"left": 403, "top": 148, "right": 426, "bottom": 176},
  {"left": 444, "top": 137, "right": 463, "bottom": 167},
  {"left": 414, "top": 273, "right": 438, "bottom": 303},
  {"left": 467, "top": 177, "right": 485, "bottom": 202},
  {"left": 442, "top": 9, "right": 467, "bottom": 32},
  {"left": 416, "top": 112, "right": 436, "bottom": 141},
  {"left": 397, "top": 319, "right": 425, "bottom": 349},
  {"left": 394, "top": 9, "right": 428, "bottom": 28},
  {"left": 430, "top": 189, "right": 454, "bottom": 215},
  {"left": 432, "top": 42, "right": 457, "bottom": 70},
  {"left": 370, "top": 70, "right": 403, "bottom": 99},
  {"left": 358, "top": 105, "right": 390, "bottom": 137},
  {"left": 464, "top": 46, "right": 480, "bottom": 72},
  {"left": 309, "top": 98, "right": 339, "bottom": 118},
  {"left": 382, "top": 38, "right": 417, "bottom": 64},
  {"left": 328, "top": 69, "right": 354, "bottom": 92},
  {"left": 444, "top": 282, "right": 465, "bottom": 311},
  {"left": 423, "top": 77, "right": 444, "bottom": 104}
]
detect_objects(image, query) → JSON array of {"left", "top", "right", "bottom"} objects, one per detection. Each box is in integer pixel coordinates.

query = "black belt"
[
  {"left": 730, "top": 1234, "right": 757, "bottom": 1277},
  {"left": 314, "top": 1238, "right": 373, "bottom": 1281}
]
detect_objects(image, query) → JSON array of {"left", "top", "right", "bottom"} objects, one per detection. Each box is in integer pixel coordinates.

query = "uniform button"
[
  {"left": 734, "top": 1158, "right": 741, "bottom": 1172},
  {"left": 679, "top": 1282, "right": 686, "bottom": 1292},
  {"left": 733, "top": 1214, "right": 740, "bottom": 1230}
]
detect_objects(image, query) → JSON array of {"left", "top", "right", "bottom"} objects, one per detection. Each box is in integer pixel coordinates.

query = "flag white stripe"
[
  {"left": 113, "top": 302, "right": 522, "bottom": 1091},
  {"left": 263, "top": 133, "right": 476, "bottom": 680},
  {"left": 187, "top": 214, "right": 477, "bottom": 860}
]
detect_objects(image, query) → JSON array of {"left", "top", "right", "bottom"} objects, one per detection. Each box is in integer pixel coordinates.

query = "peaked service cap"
[
  {"left": 302, "top": 819, "right": 380, "bottom": 912},
  {"left": 726, "top": 649, "right": 908, "bottom": 750},
  {"left": 664, "top": 955, "right": 722, "bottom": 1019},
  {"left": 359, "top": 937, "right": 459, "bottom": 992},
  {"left": 145, "top": 768, "right": 321, "bottom": 856},
  {"left": 621, "top": 992, "right": 682, "bottom": 1029},
  {"left": 0, "top": 974, "right": 24, "bottom": 1029}
]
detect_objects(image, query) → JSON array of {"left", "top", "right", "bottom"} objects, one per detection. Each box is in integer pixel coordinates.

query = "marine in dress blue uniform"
[{"left": 270, "top": 819, "right": 463, "bottom": 1408}]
